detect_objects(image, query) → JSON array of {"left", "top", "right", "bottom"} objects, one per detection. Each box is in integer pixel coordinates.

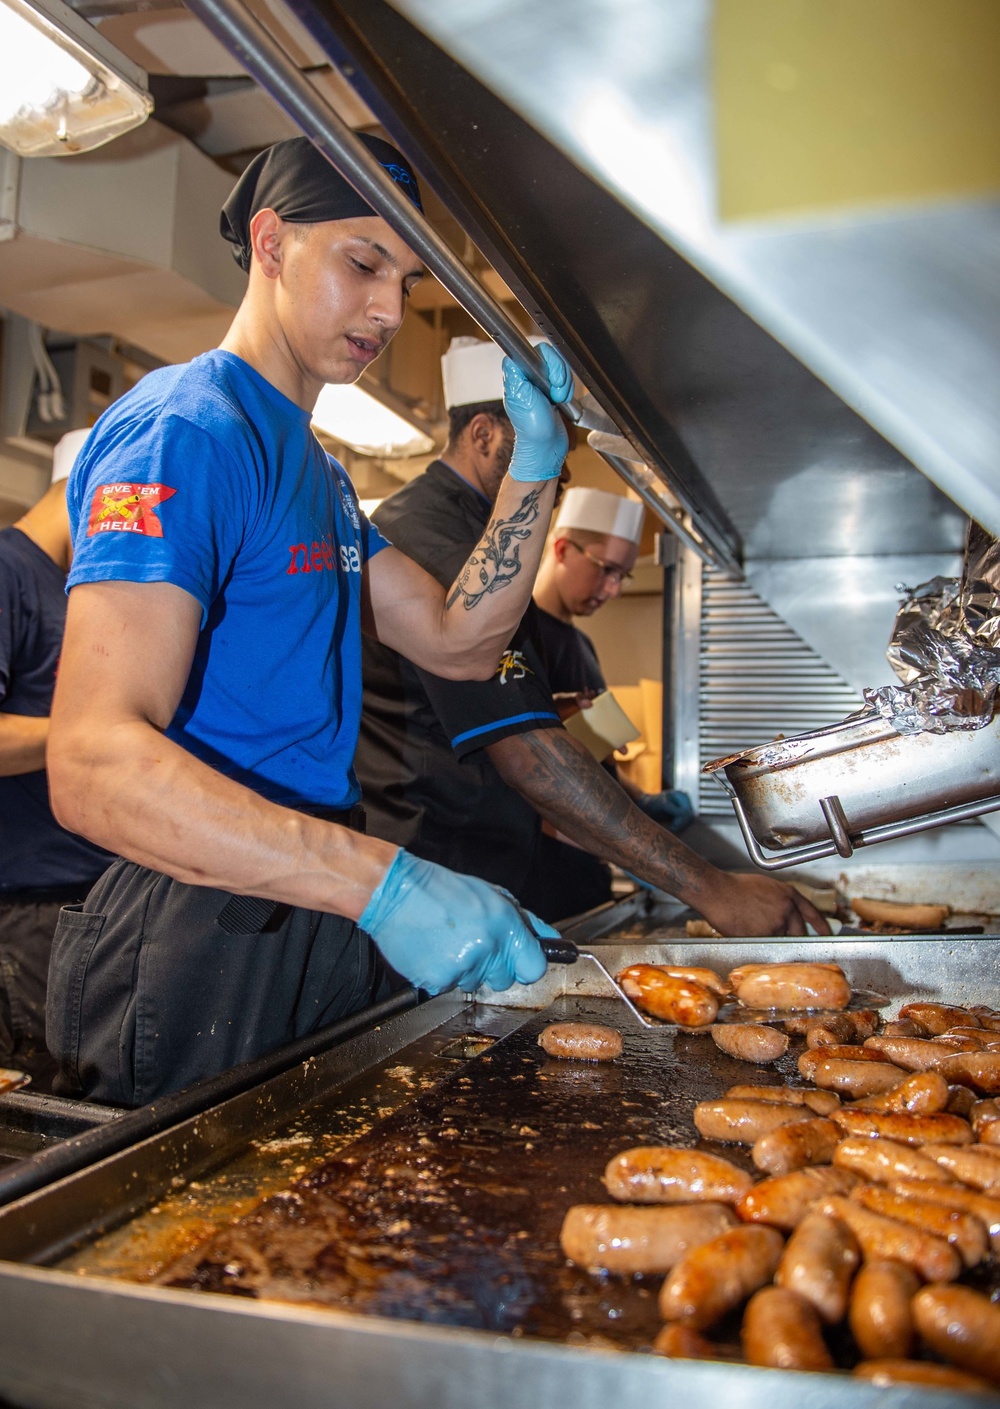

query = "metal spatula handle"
[{"left": 538, "top": 938, "right": 656, "bottom": 1027}]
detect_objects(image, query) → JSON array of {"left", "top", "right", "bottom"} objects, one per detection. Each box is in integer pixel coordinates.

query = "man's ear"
[
  {"left": 248, "top": 208, "right": 285, "bottom": 280},
  {"left": 468, "top": 412, "right": 498, "bottom": 458},
  {"left": 551, "top": 534, "right": 572, "bottom": 564}
]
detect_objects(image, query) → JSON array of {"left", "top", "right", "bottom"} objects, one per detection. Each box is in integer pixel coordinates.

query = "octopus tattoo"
[{"left": 447, "top": 487, "right": 543, "bottom": 610}]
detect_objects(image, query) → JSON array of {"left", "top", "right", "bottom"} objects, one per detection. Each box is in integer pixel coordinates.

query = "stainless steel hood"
[{"left": 277, "top": 0, "right": 971, "bottom": 570}]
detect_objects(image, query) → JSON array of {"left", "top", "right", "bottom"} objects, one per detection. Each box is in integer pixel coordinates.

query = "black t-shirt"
[
  {"left": 533, "top": 607, "right": 606, "bottom": 697},
  {"left": 0, "top": 527, "right": 112, "bottom": 891},
  {"left": 356, "top": 461, "right": 562, "bottom": 895}
]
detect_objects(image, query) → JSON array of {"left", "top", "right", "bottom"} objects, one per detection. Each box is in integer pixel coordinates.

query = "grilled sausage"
[
  {"left": 934, "top": 1052, "right": 1000, "bottom": 1095},
  {"left": 752, "top": 1117, "right": 840, "bottom": 1175},
  {"left": 913, "top": 1284, "right": 1000, "bottom": 1385},
  {"left": 881, "top": 1019, "right": 923, "bottom": 1038},
  {"left": 852, "top": 1071, "right": 950, "bottom": 1115},
  {"left": 537, "top": 1023, "right": 622, "bottom": 1061},
  {"left": 862, "top": 1036, "right": 960, "bottom": 1071},
  {"left": 736, "top": 1166, "right": 861, "bottom": 1230},
  {"left": 891, "top": 1178, "right": 1000, "bottom": 1254},
  {"left": 788, "top": 1011, "right": 879, "bottom": 1047},
  {"left": 659, "top": 966, "right": 731, "bottom": 999},
  {"left": 741, "top": 1286, "right": 833, "bottom": 1371},
  {"left": 899, "top": 1002, "right": 980, "bottom": 1035},
  {"left": 853, "top": 1359, "right": 994, "bottom": 1392},
  {"left": 651, "top": 1323, "right": 715, "bottom": 1359},
  {"left": 615, "top": 966, "right": 718, "bottom": 1027},
  {"left": 728, "top": 963, "right": 850, "bottom": 1012},
  {"left": 818, "top": 1195, "right": 961, "bottom": 1281},
  {"left": 943, "top": 1026, "right": 992, "bottom": 1048},
  {"left": 658, "top": 1225, "right": 784, "bottom": 1329},
  {"left": 807, "top": 1058, "right": 907, "bottom": 1098},
  {"left": 947, "top": 1084, "right": 978, "bottom": 1117},
  {"left": 798, "top": 1046, "right": 885, "bottom": 1080},
  {"left": 774, "top": 1211, "right": 859, "bottom": 1323},
  {"left": 830, "top": 1109, "right": 973, "bottom": 1147},
  {"left": 559, "top": 1202, "right": 736, "bottom": 1275},
  {"left": 851, "top": 1185, "right": 987, "bottom": 1268},
  {"left": 848, "top": 1259, "right": 919, "bottom": 1360},
  {"left": 710, "top": 1024, "right": 788, "bottom": 1064},
  {"left": 971, "top": 1098, "right": 1000, "bottom": 1135},
  {"left": 693, "top": 1099, "right": 814, "bottom": 1144},
  {"left": 602, "top": 1147, "right": 752, "bottom": 1205},
  {"left": 850, "top": 897, "right": 948, "bottom": 930},
  {"left": 926, "top": 1145, "right": 1000, "bottom": 1191},
  {"left": 725, "top": 1084, "right": 840, "bottom": 1114},
  {"left": 833, "top": 1135, "right": 956, "bottom": 1186}
]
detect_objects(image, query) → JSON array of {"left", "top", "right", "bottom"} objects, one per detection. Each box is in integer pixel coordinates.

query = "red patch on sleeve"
[{"left": 87, "top": 482, "right": 176, "bottom": 539}]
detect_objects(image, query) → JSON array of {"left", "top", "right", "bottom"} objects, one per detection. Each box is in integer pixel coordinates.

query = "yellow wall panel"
[{"left": 715, "top": 0, "right": 1000, "bottom": 220}]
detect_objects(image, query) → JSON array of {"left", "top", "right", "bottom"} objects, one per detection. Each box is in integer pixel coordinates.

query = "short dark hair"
[{"left": 446, "top": 399, "right": 508, "bottom": 444}]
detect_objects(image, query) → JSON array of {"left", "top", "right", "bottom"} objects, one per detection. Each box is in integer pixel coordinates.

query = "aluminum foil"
[{"left": 864, "top": 523, "right": 1000, "bottom": 734}]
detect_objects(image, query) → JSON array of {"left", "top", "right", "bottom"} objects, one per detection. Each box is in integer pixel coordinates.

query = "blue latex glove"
[
  {"left": 636, "top": 788, "right": 695, "bottom": 834},
  {"left": 503, "top": 342, "right": 573, "bottom": 481},
  {"left": 358, "top": 849, "right": 554, "bottom": 996}
]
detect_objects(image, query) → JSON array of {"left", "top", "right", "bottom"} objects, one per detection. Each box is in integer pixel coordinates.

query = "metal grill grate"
[{"left": 698, "top": 569, "right": 864, "bottom": 816}]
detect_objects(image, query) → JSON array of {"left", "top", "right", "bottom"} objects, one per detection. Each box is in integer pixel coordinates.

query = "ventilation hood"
[{"left": 0, "top": 120, "right": 245, "bottom": 363}]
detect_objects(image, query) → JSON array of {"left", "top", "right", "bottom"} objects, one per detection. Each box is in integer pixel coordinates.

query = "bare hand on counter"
[{"left": 693, "top": 872, "right": 830, "bottom": 938}]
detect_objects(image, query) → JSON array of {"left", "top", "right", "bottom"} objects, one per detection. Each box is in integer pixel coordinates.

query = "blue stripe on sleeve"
[{"left": 450, "top": 711, "right": 560, "bottom": 749}]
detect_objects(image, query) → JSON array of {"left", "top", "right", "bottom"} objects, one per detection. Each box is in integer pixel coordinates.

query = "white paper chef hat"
[
  {"left": 441, "top": 335, "right": 544, "bottom": 410},
  {"left": 554, "top": 486, "right": 644, "bottom": 544},
  {"left": 51, "top": 427, "right": 90, "bottom": 485}
]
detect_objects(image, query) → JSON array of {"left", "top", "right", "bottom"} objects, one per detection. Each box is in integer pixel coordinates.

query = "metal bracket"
[{"left": 725, "top": 787, "right": 1000, "bottom": 872}]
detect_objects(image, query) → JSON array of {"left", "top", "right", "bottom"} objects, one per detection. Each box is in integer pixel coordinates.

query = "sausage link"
[
  {"left": 862, "top": 1036, "right": 960, "bottom": 1071},
  {"left": 942, "top": 1026, "right": 992, "bottom": 1049},
  {"left": 602, "top": 1147, "right": 752, "bottom": 1205},
  {"left": 752, "top": 1117, "right": 840, "bottom": 1175},
  {"left": 934, "top": 1052, "right": 1000, "bottom": 1095},
  {"left": 830, "top": 1109, "right": 973, "bottom": 1147},
  {"left": 851, "top": 1185, "right": 987, "bottom": 1268},
  {"left": 891, "top": 1178, "right": 1000, "bottom": 1254},
  {"left": 926, "top": 1144, "right": 1000, "bottom": 1191},
  {"left": 693, "top": 1099, "right": 813, "bottom": 1144},
  {"left": 851, "top": 1071, "right": 950, "bottom": 1115},
  {"left": 736, "top": 1167, "right": 861, "bottom": 1230},
  {"left": 798, "top": 1046, "right": 884, "bottom": 1081},
  {"left": 818, "top": 1195, "right": 961, "bottom": 1281},
  {"left": 833, "top": 1135, "right": 956, "bottom": 1185},
  {"left": 659, "top": 966, "right": 731, "bottom": 999},
  {"left": 658, "top": 1225, "right": 784, "bottom": 1329},
  {"left": 913, "top": 1284, "right": 1000, "bottom": 1385},
  {"left": 710, "top": 1024, "right": 788, "bottom": 1064},
  {"left": 899, "top": 1002, "right": 981, "bottom": 1035},
  {"left": 651, "top": 1323, "right": 715, "bottom": 1359},
  {"left": 848, "top": 1259, "right": 919, "bottom": 1360},
  {"left": 979, "top": 1123, "right": 1000, "bottom": 1146},
  {"left": 728, "top": 963, "right": 851, "bottom": 1012},
  {"left": 881, "top": 1019, "right": 923, "bottom": 1038},
  {"left": 853, "top": 1359, "right": 995, "bottom": 1392},
  {"left": 807, "top": 1058, "right": 907, "bottom": 1098},
  {"left": 537, "top": 1023, "right": 622, "bottom": 1061},
  {"left": 947, "top": 1084, "right": 978, "bottom": 1117},
  {"left": 615, "top": 966, "right": 718, "bottom": 1027},
  {"left": 741, "top": 1286, "right": 833, "bottom": 1370},
  {"left": 560, "top": 1203, "right": 736, "bottom": 1275},
  {"left": 971, "top": 1098, "right": 1000, "bottom": 1135},
  {"left": 774, "top": 1211, "right": 859, "bottom": 1323},
  {"left": 725, "top": 1084, "right": 840, "bottom": 1115}
]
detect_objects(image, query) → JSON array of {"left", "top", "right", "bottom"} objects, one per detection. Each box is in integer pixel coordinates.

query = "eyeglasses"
[{"left": 563, "top": 539, "right": 634, "bottom": 587}]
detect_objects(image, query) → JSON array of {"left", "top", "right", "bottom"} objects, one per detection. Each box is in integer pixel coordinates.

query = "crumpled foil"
[{"left": 862, "top": 522, "right": 1000, "bottom": 734}]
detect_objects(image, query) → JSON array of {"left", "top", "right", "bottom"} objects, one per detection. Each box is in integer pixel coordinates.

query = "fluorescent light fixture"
[
  {"left": 0, "top": 0, "right": 151, "bottom": 157},
  {"left": 312, "top": 383, "right": 434, "bottom": 459}
]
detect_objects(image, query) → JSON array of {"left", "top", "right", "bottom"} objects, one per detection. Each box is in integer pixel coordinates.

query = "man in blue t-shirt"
[
  {"left": 45, "top": 135, "right": 574, "bottom": 1107},
  {"left": 0, "top": 432, "right": 111, "bottom": 1086}
]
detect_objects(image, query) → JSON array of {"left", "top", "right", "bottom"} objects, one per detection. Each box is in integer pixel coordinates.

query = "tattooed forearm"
[
  {"left": 486, "top": 727, "right": 711, "bottom": 901},
  {"left": 446, "top": 486, "right": 544, "bottom": 611}
]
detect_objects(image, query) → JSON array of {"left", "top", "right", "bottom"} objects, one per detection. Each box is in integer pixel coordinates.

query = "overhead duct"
[{"left": 0, "top": 119, "right": 246, "bottom": 364}]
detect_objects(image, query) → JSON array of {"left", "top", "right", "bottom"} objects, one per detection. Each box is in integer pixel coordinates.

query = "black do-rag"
[{"left": 220, "top": 133, "right": 423, "bottom": 273}]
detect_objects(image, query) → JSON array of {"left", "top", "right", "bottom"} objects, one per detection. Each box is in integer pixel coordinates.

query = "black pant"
[
  {"left": 518, "top": 834, "right": 613, "bottom": 924},
  {"left": 0, "top": 894, "right": 76, "bottom": 1092},
  {"left": 46, "top": 860, "right": 390, "bottom": 1108}
]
